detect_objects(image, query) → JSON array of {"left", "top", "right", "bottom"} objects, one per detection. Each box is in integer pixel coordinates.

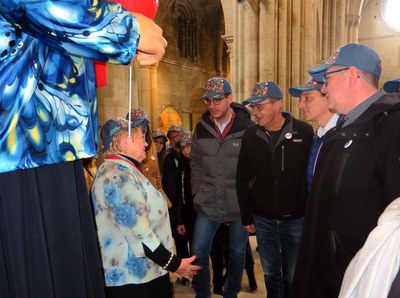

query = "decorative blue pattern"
[
  {"left": 105, "top": 268, "right": 126, "bottom": 286},
  {"left": 0, "top": 0, "right": 140, "bottom": 173},
  {"left": 91, "top": 158, "right": 174, "bottom": 286},
  {"left": 114, "top": 203, "right": 137, "bottom": 228},
  {"left": 125, "top": 248, "right": 147, "bottom": 278}
]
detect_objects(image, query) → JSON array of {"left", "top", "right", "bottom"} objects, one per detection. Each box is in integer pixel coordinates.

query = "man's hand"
[
  {"left": 176, "top": 225, "right": 186, "bottom": 235},
  {"left": 244, "top": 224, "right": 256, "bottom": 234},
  {"left": 133, "top": 13, "right": 167, "bottom": 65}
]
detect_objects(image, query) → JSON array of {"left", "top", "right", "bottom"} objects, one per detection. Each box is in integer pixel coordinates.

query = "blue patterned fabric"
[
  {"left": 0, "top": 0, "right": 140, "bottom": 173},
  {"left": 91, "top": 157, "right": 173, "bottom": 286}
]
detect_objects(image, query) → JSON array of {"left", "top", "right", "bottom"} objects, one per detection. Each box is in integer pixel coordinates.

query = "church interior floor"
[{"left": 172, "top": 236, "right": 267, "bottom": 297}]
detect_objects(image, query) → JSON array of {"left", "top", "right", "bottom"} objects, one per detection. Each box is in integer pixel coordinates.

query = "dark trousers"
[
  {"left": 170, "top": 207, "right": 191, "bottom": 258},
  {"left": 105, "top": 274, "right": 173, "bottom": 298}
]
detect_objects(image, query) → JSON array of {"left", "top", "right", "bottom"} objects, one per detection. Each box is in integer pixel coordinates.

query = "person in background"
[
  {"left": 175, "top": 131, "right": 197, "bottom": 285},
  {"left": 210, "top": 224, "right": 230, "bottom": 296},
  {"left": 0, "top": 1, "right": 167, "bottom": 297},
  {"left": 237, "top": 81, "right": 313, "bottom": 298},
  {"left": 190, "top": 76, "right": 253, "bottom": 298},
  {"left": 162, "top": 124, "right": 189, "bottom": 269},
  {"left": 288, "top": 78, "right": 339, "bottom": 190},
  {"left": 290, "top": 43, "right": 400, "bottom": 298},
  {"left": 127, "top": 108, "right": 171, "bottom": 208},
  {"left": 383, "top": 77, "right": 400, "bottom": 93},
  {"left": 210, "top": 231, "right": 258, "bottom": 295},
  {"left": 91, "top": 117, "right": 200, "bottom": 298},
  {"left": 152, "top": 128, "right": 168, "bottom": 173}
]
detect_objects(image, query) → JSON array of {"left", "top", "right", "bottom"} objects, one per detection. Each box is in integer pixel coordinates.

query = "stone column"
[
  {"left": 259, "top": 0, "right": 277, "bottom": 81},
  {"left": 242, "top": 0, "right": 259, "bottom": 100},
  {"left": 336, "top": 0, "right": 347, "bottom": 47},
  {"left": 137, "top": 64, "right": 159, "bottom": 124},
  {"left": 346, "top": 14, "right": 360, "bottom": 42}
]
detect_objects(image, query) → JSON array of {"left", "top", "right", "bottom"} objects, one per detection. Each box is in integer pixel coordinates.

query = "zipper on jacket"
[{"left": 281, "top": 145, "right": 285, "bottom": 172}]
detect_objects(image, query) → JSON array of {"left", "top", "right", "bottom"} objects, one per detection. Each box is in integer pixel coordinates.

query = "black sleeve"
[
  {"left": 175, "top": 162, "right": 185, "bottom": 226},
  {"left": 142, "top": 243, "right": 181, "bottom": 272},
  {"left": 236, "top": 131, "right": 254, "bottom": 226}
]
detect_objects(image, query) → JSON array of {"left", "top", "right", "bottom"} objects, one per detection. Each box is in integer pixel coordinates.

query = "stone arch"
[
  {"left": 172, "top": 0, "right": 198, "bottom": 59},
  {"left": 157, "top": 106, "right": 183, "bottom": 133}
]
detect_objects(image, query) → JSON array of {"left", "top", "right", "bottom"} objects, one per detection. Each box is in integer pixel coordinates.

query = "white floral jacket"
[{"left": 91, "top": 156, "right": 173, "bottom": 286}]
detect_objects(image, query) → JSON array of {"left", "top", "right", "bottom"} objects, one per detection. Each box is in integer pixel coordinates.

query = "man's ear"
[
  {"left": 227, "top": 93, "right": 234, "bottom": 104},
  {"left": 348, "top": 66, "right": 360, "bottom": 87},
  {"left": 274, "top": 100, "right": 283, "bottom": 111}
]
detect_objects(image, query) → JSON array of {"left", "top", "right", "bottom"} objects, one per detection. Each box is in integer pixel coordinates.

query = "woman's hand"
[
  {"left": 175, "top": 255, "right": 201, "bottom": 278},
  {"left": 133, "top": 13, "right": 167, "bottom": 65},
  {"left": 176, "top": 225, "right": 186, "bottom": 235}
]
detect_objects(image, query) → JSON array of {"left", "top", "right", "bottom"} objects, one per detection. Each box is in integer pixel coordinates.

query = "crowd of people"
[
  {"left": 91, "top": 44, "right": 400, "bottom": 298},
  {"left": 1, "top": 1, "right": 400, "bottom": 298}
]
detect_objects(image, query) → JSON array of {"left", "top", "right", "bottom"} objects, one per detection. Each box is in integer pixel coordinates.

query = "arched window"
[
  {"left": 381, "top": 0, "right": 400, "bottom": 31},
  {"left": 173, "top": 0, "right": 197, "bottom": 59}
]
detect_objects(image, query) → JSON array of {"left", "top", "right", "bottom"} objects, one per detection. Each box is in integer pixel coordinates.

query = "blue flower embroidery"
[
  {"left": 102, "top": 236, "right": 113, "bottom": 251},
  {"left": 105, "top": 268, "right": 126, "bottom": 286},
  {"left": 117, "top": 164, "right": 128, "bottom": 171},
  {"left": 104, "top": 184, "right": 122, "bottom": 209},
  {"left": 114, "top": 203, "right": 137, "bottom": 228},
  {"left": 125, "top": 249, "right": 147, "bottom": 278}
]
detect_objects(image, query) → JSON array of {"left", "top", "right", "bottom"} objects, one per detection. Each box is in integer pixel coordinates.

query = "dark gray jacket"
[{"left": 190, "top": 103, "right": 253, "bottom": 223}]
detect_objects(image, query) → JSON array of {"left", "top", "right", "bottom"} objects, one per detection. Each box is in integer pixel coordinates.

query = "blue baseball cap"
[
  {"left": 101, "top": 117, "right": 137, "bottom": 152},
  {"left": 152, "top": 128, "right": 167, "bottom": 142},
  {"left": 167, "top": 124, "right": 184, "bottom": 137},
  {"left": 243, "top": 81, "right": 283, "bottom": 105},
  {"left": 126, "top": 107, "right": 149, "bottom": 130},
  {"left": 288, "top": 78, "right": 324, "bottom": 98},
  {"left": 308, "top": 43, "right": 381, "bottom": 82},
  {"left": 383, "top": 78, "right": 400, "bottom": 93},
  {"left": 200, "top": 77, "right": 232, "bottom": 99}
]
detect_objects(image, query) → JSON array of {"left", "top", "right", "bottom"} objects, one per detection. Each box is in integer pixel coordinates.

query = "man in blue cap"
[
  {"left": 290, "top": 43, "right": 400, "bottom": 298},
  {"left": 237, "top": 81, "right": 313, "bottom": 298},
  {"left": 190, "top": 76, "right": 253, "bottom": 298},
  {"left": 383, "top": 77, "right": 400, "bottom": 93},
  {"left": 289, "top": 78, "right": 339, "bottom": 190}
]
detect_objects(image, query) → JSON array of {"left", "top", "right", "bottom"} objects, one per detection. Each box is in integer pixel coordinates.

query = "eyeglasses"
[
  {"left": 249, "top": 101, "right": 276, "bottom": 111},
  {"left": 323, "top": 67, "right": 349, "bottom": 86},
  {"left": 180, "top": 143, "right": 191, "bottom": 150},
  {"left": 202, "top": 97, "right": 225, "bottom": 106}
]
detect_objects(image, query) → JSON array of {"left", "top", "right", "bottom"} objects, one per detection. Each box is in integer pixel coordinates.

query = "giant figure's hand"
[{"left": 133, "top": 13, "right": 167, "bottom": 65}]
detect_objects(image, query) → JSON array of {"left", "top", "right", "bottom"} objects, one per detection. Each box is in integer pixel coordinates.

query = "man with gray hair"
[
  {"left": 237, "top": 81, "right": 313, "bottom": 298},
  {"left": 290, "top": 43, "right": 400, "bottom": 298}
]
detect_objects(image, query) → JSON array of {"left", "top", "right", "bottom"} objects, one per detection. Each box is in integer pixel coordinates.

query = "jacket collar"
[{"left": 326, "top": 93, "right": 400, "bottom": 140}]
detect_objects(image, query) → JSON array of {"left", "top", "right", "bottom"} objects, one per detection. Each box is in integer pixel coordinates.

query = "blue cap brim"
[
  {"left": 132, "top": 118, "right": 148, "bottom": 130},
  {"left": 308, "top": 64, "right": 331, "bottom": 82},
  {"left": 200, "top": 90, "right": 226, "bottom": 100},
  {"left": 383, "top": 79, "right": 400, "bottom": 93},
  {"left": 242, "top": 96, "right": 268, "bottom": 106},
  {"left": 288, "top": 87, "right": 303, "bottom": 98},
  {"left": 288, "top": 84, "right": 323, "bottom": 98}
]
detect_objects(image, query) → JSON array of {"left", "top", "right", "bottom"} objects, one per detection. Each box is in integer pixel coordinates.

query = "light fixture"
[{"left": 381, "top": 0, "right": 400, "bottom": 32}]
